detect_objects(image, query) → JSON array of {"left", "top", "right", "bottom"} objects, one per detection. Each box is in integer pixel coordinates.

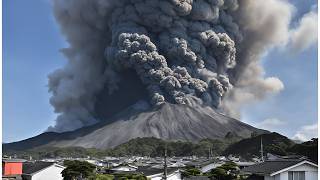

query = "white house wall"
[
  {"left": 31, "top": 164, "right": 64, "bottom": 180},
  {"left": 306, "top": 171, "right": 317, "bottom": 180},
  {"left": 274, "top": 174, "right": 280, "bottom": 180},
  {"left": 283, "top": 163, "right": 317, "bottom": 180},
  {"left": 271, "top": 163, "right": 317, "bottom": 180},
  {"left": 279, "top": 172, "right": 288, "bottom": 180}
]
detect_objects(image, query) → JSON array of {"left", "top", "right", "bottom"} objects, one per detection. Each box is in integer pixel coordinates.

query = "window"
[{"left": 288, "top": 171, "right": 305, "bottom": 180}]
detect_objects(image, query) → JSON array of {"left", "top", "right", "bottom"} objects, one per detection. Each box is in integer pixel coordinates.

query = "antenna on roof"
[{"left": 260, "top": 137, "right": 264, "bottom": 162}]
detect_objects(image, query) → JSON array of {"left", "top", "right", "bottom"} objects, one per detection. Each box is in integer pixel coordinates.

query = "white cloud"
[
  {"left": 288, "top": 10, "right": 318, "bottom": 52},
  {"left": 256, "top": 118, "right": 286, "bottom": 130},
  {"left": 293, "top": 123, "right": 318, "bottom": 141}
]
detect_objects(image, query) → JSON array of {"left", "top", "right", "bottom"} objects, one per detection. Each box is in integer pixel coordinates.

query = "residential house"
[
  {"left": 200, "top": 161, "right": 225, "bottom": 173},
  {"left": 235, "top": 161, "right": 256, "bottom": 169},
  {"left": 136, "top": 166, "right": 181, "bottom": 180},
  {"left": 242, "top": 159, "right": 318, "bottom": 180},
  {"left": 110, "top": 164, "right": 138, "bottom": 172},
  {"left": 21, "top": 161, "right": 65, "bottom": 180}
]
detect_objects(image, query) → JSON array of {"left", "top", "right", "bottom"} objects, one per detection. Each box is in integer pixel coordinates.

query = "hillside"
[
  {"left": 223, "top": 132, "right": 296, "bottom": 158},
  {"left": 3, "top": 137, "right": 238, "bottom": 159},
  {"left": 287, "top": 138, "right": 318, "bottom": 162},
  {"left": 4, "top": 135, "right": 317, "bottom": 161},
  {"left": 3, "top": 103, "right": 267, "bottom": 150}
]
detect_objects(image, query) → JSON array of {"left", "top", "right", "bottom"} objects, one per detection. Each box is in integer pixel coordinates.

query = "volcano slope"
[{"left": 4, "top": 103, "right": 267, "bottom": 150}]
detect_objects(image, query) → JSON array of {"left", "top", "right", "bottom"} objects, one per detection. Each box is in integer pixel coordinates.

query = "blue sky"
[{"left": 3, "top": 0, "right": 318, "bottom": 142}]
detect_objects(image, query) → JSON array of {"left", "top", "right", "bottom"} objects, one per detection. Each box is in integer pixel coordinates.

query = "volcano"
[{"left": 4, "top": 103, "right": 267, "bottom": 150}]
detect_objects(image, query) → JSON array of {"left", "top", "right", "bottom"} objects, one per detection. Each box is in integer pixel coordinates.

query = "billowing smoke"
[
  {"left": 220, "top": 0, "right": 292, "bottom": 118},
  {"left": 289, "top": 9, "right": 318, "bottom": 52},
  {"left": 47, "top": 0, "right": 312, "bottom": 132}
]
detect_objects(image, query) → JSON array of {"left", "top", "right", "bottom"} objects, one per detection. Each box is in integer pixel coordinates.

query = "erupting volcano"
[{"left": 6, "top": 0, "right": 294, "bottom": 150}]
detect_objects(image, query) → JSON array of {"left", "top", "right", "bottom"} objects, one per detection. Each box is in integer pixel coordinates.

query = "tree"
[
  {"left": 61, "top": 160, "right": 96, "bottom": 180},
  {"left": 90, "top": 174, "right": 114, "bottom": 180},
  {"left": 220, "top": 162, "right": 238, "bottom": 171},
  {"left": 181, "top": 168, "right": 202, "bottom": 178},
  {"left": 210, "top": 167, "right": 227, "bottom": 180},
  {"left": 113, "top": 173, "right": 147, "bottom": 180},
  {"left": 209, "top": 162, "right": 240, "bottom": 180}
]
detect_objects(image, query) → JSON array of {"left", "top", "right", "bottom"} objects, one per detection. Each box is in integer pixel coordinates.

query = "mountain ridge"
[{"left": 4, "top": 103, "right": 268, "bottom": 150}]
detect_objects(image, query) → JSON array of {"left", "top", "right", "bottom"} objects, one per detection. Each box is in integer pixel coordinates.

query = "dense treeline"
[
  {"left": 287, "top": 138, "right": 318, "bottom": 162},
  {"left": 224, "top": 133, "right": 318, "bottom": 162},
  {"left": 223, "top": 132, "right": 295, "bottom": 158},
  {"left": 3, "top": 136, "right": 239, "bottom": 159},
  {"left": 3, "top": 133, "right": 317, "bottom": 162}
]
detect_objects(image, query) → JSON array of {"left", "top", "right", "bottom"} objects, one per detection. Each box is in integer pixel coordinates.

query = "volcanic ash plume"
[{"left": 48, "top": 0, "right": 289, "bottom": 132}]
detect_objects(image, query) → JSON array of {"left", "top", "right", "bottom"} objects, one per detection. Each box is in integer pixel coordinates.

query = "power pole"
[
  {"left": 162, "top": 144, "right": 168, "bottom": 180},
  {"left": 260, "top": 137, "right": 264, "bottom": 162}
]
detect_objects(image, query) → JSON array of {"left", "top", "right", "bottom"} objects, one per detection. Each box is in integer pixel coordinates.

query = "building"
[
  {"left": 21, "top": 161, "right": 65, "bottom": 180},
  {"left": 136, "top": 167, "right": 181, "bottom": 180},
  {"left": 200, "top": 161, "right": 225, "bottom": 173},
  {"left": 110, "top": 164, "right": 138, "bottom": 172},
  {"left": 235, "top": 161, "right": 256, "bottom": 169},
  {"left": 242, "top": 159, "right": 318, "bottom": 180},
  {"left": 2, "top": 158, "right": 26, "bottom": 180}
]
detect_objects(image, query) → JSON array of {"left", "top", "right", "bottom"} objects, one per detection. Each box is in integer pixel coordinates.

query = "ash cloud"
[
  {"left": 220, "top": 0, "right": 292, "bottom": 118},
  {"left": 288, "top": 10, "right": 318, "bottom": 52},
  {"left": 48, "top": 0, "right": 300, "bottom": 131}
]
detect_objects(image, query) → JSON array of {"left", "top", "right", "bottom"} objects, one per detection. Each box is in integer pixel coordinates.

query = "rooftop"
[
  {"left": 136, "top": 166, "right": 179, "bottom": 176},
  {"left": 23, "top": 161, "right": 54, "bottom": 174},
  {"left": 242, "top": 159, "right": 316, "bottom": 175},
  {"left": 3, "top": 158, "right": 27, "bottom": 163}
]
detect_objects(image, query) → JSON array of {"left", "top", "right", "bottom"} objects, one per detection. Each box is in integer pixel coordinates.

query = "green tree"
[
  {"left": 90, "top": 174, "right": 115, "bottom": 180},
  {"left": 220, "top": 162, "right": 238, "bottom": 171},
  {"left": 210, "top": 167, "right": 227, "bottom": 180},
  {"left": 61, "top": 160, "right": 96, "bottom": 180},
  {"left": 114, "top": 173, "right": 147, "bottom": 180},
  {"left": 209, "top": 162, "right": 240, "bottom": 180},
  {"left": 181, "top": 168, "right": 202, "bottom": 177}
]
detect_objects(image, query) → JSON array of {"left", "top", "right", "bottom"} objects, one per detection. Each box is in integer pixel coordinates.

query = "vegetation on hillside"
[
  {"left": 223, "top": 132, "right": 295, "bottom": 158},
  {"left": 3, "top": 133, "right": 317, "bottom": 162},
  {"left": 223, "top": 133, "right": 318, "bottom": 162},
  {"left": 287, "top": 138, "right": 318, "bottom": 162},
  {"left": 107, "top": 136, "right": 238, "bottom": 157},
  {"left": 4, "top": 135, "right": 239, "bottom": 159}
]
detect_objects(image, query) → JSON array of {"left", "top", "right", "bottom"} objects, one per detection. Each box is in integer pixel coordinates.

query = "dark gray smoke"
[{"left": 48, "top": 0, "right": 301, "bottom": 132}]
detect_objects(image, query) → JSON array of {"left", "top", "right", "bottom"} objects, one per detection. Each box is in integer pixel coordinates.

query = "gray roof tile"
[{"left": 242, "top": 160, "right": 303, "bottom": 175}]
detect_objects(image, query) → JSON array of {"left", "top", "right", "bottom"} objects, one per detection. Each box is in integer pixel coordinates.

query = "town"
[{"left": 2, "top": 151, "right": 317, "bottom": 180}]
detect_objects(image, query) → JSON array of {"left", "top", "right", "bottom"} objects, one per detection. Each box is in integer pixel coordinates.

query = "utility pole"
[
  {"left": 162, "top": 144, "right": 168, "bottom": 180},
  {"left": 260, "top": 137, "right": 264, "bottom": 162}
]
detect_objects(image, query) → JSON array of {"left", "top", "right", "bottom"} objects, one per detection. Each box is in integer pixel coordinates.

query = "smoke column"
[{"left": 48, "top": 0, "right": 307, "bottom": 132}]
